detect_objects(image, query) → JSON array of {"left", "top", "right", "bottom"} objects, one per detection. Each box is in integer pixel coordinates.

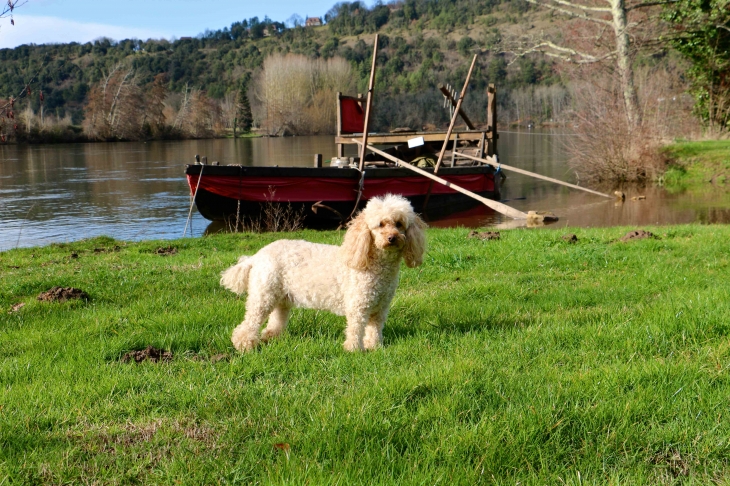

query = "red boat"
[{"left": 185, "top": 162, "right": 500, "bottom": 226}]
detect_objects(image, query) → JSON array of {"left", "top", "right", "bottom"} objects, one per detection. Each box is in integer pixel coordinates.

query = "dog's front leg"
[
  {"left": 363, "top": 310, "right": 388, "bottom": 350},
  {"left": 343, "top": 310, "right": 367, "bottom": 352}
]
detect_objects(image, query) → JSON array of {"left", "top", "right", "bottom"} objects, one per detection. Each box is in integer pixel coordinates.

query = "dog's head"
[{"left": 341, "top": 194, "right": 427, "bottom": 270}]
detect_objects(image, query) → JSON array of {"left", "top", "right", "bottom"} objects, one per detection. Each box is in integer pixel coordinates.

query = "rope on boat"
[
  {"left": 183, "top": 165, "right": 204, "bottom": 237},
  {"left": 235, "top": 165, "right": 242, "bottom": 231},
  {"left": 347, "top": 168, "right": 366, "bottom": 223}
]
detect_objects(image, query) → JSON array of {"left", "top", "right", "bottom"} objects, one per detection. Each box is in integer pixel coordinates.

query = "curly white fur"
[{"left": 220, "top": 194, "right": 427, "bottom": 352}]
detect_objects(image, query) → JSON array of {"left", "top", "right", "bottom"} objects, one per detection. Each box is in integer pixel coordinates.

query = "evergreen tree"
[{"left": 236, "top": 74, "right": 253, "bottom": 133}]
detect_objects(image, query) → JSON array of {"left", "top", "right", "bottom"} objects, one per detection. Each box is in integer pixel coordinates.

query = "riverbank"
[
  {"left": 662, "top": 139, "right": 730, "bottom": 192},
  {"left": 2, "top": 225, "right": 729, "bottom": 483}
]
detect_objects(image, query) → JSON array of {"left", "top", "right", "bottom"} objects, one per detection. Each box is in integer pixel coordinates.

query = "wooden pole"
[
  {"left": 336, "top": 92, "right": 344, "bottom": 157},
  {"left": 359, "top": 35, "right": 379, "bottom": 171},
  {"left": 438, "top": 84, "right": 475, "bottom": 130},
  {"left": 487, "top": 84, "right": 497, "bottom": 156},
  {"left": 422, "top": 54, "right": 479, "bottom": 212},
  {"left": 453, "top": 151, "right": 614, "bottom": 199},
  {"left": 434, "top": 54, "right": 478, "bottom": 174},
  {"left": 352, "top": 139, "right": 528, "bottom": 220}
]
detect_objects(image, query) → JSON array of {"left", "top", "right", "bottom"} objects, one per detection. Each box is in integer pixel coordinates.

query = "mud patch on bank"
[
  {"left": 468, "top": 231, "right": 500, "bottom": 241},
  {"left": 154, "top": 246, "right": 178, "bottom": 256},
  {"left": 37, "top": 286, "right": 90, "bottom": 302},
  {"left": 620, "top": 230, "right": 655, "bottom": 242},
  {"left": 121, "top": 346, "right": 173, "bottom": 363}
]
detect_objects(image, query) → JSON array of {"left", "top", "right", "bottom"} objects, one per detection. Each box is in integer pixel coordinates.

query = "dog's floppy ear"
[
  {"left": 404, "top": 214, "right": 427, "bottom": 268},
  {"left": 341, "top": 211, "right": 373, "bottom": 270}
]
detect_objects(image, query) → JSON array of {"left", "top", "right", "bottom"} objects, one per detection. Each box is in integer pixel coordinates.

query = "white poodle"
[{"left": 220, "top": 194, "right": 427, "bottom": 352}]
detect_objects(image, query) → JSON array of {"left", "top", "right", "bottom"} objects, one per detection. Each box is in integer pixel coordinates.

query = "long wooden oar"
[
  {"left": 352, "top": 139, "right": 528, "bottom": 220},
  {"left": 434, "top": 54, "right": 478, "bottom": 173},
  {"left": 358, "top": 35, "right": 379, "bottom": 172},
  {"left": 454, "top": 151, "right": 614, "bottom": 199}
]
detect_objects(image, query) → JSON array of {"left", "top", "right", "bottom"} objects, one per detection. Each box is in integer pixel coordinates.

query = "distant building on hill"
[{"left": 305, "top": 17, "right": 322, "bottom": 27}]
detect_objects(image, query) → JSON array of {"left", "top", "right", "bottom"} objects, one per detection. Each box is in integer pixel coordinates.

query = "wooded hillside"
[
  {"left": 0, "top": 0, "right": 725, "bottom": 142},
  {"left": 0, "top": 1, "right": 568, "bottom": 136}
]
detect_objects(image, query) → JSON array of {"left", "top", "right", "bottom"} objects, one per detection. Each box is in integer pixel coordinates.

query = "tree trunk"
[{"left": 610, "top": 0, "right": 641, "bottom": 128}]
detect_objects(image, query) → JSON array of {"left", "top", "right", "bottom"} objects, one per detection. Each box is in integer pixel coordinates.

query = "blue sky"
[{"left": 0, "top": 0, "right": 349, "bottom": 48}]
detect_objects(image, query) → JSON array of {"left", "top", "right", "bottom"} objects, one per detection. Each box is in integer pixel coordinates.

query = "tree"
[
  {"left": 508, "top": 0, "right": 673, "bottom": 129},
  {"left": 664, "top": 0, "right": 730, "bottom": 130},
  {"left": 84, "top": 63, "right": 142, "bottom": 140},
  {"left": 236, "top": 73, "right": 253, "bottom": 133},
  {"left": 144, "top": 73, "right": 169, "bottom": 136}
]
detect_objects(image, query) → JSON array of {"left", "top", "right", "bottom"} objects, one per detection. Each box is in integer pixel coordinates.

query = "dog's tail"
[{"left": 220, "top": 256, "right": 253, "bottom": 295}]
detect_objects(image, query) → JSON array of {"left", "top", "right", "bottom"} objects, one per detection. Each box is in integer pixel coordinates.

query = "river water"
[{"left": 1, "top": 132, "right": 728, "bottom": 250}]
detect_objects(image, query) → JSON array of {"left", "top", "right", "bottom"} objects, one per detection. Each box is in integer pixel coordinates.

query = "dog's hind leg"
[
  {"left": 260, "top": 305, "right": 291, "bottom": 343},
  {"left": 231, "top": 284, "right": 279, "bottom": 352}
]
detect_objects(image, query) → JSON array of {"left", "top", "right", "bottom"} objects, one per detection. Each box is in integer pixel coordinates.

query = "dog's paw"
[
  {"left": 232, "top": 337, "right": 259, "bottom": 352},
  {"left": 363, "top": 340, "right": 382, "bottom": 350},
  {"left": 342, "top": 339, "right": 364, "bottom": 352},
  {"left": 260, "top": 328, "right": 282, "bottom": 343},
  {"left": 231, "top": 328, "right": 260, "bottom": 352}
]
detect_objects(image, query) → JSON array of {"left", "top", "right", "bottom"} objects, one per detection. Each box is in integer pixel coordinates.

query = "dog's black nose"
[{"left": 388, "top": 235, "right": 396, "bottom": 244}]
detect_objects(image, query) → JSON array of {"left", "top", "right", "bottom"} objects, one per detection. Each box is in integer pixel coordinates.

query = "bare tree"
[
  {"left": 505, "top": 0, "right": 675, "bottom": 128},
  {"left": 84, "top": 63, "right": 143, "bottom": 139}
]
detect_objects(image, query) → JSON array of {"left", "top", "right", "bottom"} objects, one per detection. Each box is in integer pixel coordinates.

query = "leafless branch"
[
  {"left": 502, "top": 32, "right": 617, "bottom": 65},
  {"left": 546, "top": 0, "right": 612, "bottom": 13},
  {"left": 0, "top": 0, "right": 27, "bottom": 19},
  {"left": 626, "top": 0, "right": 679, "bottom": 11},
  {"left": 525, "top": 0, "right": 613, "bottom": 26}
]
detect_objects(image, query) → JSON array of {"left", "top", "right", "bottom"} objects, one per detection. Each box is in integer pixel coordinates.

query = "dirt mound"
[
  {"left": 37, "top": 287, "right": 89, "bottom": 302},
  {"left": 468, "top": 231, "right": 500, "bottom": 240},
  {"left": 121, "top": 346, "right": 173, "bottom": 363},
  {"left": 562, "top": 234, "right": 578, "bottom": 243},
  {"left": 620, "top": 230, "right": 655, "bottom": 242},
  {"left": 155, "top": 246, "right": 178, "bottom": 256}
]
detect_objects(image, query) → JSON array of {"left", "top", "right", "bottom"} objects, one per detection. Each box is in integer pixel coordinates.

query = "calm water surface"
[{"left": 1, "top": 132, "right": 728, "bottom": 250}]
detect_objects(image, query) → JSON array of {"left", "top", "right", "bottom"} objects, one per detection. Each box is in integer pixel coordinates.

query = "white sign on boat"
[{"left": 407, "top": 136, "right": 425, "bottom": 148}]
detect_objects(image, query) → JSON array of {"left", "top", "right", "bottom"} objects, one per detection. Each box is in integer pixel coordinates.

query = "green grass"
[
  {"left": 2, "top": 226, "right": 730, "bottom": 484},
  {"left": 662, "top": 140, "right": 730, "bottom": 192}
]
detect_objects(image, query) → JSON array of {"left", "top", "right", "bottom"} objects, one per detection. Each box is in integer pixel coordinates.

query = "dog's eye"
[
  {"left": 380, "top": 221, "right": 385, "bottom": 227},
  {"left": 396, "top": 222, "right": 404, "bottom": 228}
]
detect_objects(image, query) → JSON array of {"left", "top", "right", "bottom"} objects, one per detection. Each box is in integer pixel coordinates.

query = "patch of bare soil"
[
  {"left": 155, "top": 246, "right": 178, "bottom": 256},
  {"left": 468, "top": 231, "right": 500, "bottom": 240},
  {"left": 651, "top": 450, "right": 690, "bottom": 478},
  {"left": 562, "top": 234, "right": 578, "bottom": 243},
  {"left": 121, "top": 346, "right": 173, "bottom": 363},
  {"left": 37, "top": 286, "right": 89, "bottom": 302},
  {"left": 620, "top": 230, "right": 655, "bottom": 242}
]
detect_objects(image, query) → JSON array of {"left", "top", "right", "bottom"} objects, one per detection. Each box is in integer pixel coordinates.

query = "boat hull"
[{"left": 185, "top": 165, "right": 499, "bottom": 225}]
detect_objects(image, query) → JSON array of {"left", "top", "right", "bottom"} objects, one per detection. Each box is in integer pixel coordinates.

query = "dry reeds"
[{"left": 252, "top": 54, "right": 354, "bottom": 135}]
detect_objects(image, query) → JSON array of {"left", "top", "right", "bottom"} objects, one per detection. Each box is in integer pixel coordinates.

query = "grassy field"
[
  {"left": 662, "top": 140, "right": 730, "bottom": 193},
  {"left": 2, "top": 225, "right": 730, "bottom": 484}
]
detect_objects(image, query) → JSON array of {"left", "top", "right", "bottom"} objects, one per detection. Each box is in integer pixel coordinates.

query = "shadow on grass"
[{"left": 384, "top": 312, "right": 523, "bottom": 340}]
